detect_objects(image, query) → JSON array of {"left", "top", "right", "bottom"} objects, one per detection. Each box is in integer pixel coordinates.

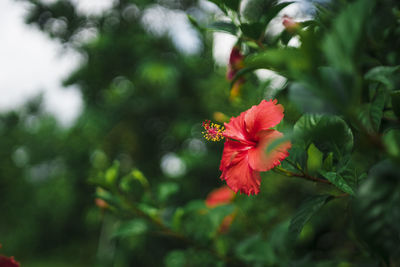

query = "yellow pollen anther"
[{"left": 202, "top": 120, "right": 225, "bottom": 142}]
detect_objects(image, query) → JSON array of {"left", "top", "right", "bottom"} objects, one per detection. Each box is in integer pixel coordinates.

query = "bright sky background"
[
  {"left": 0, "top": 0, "right": 309, "bottom": 126},
  {"left": 0, "top": 0, "right": 86, "bottom": 125},
  {"left": 0, "top": 0, "right": 202, "bottom": 126}
]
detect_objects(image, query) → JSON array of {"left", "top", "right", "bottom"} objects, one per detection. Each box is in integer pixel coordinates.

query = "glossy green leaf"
[
  {"left": 391, "top": 90, "right": 400, "bottom": 118},
  {"left": 164, "top": 250, "right": 186, "bottom": 267},
  {"left": 240, "top": 0, "right": 271, "bottom": 23},
  {"left": 208, "top": 204, "right": 234, "bottom": 234},
  {"left": 369, "top": 87, "right": 386, "bottom": 132},
  {"left": 112, "top": 219, "right": 148, "bottom": 238},
  {"left": 230, "top": 67, "right": 257, "bottom": 89},
  {"left": 157, "top": 182, "right": 179, "bottom": 203},
  {"left": 95, "top": 189, "right": 121, "bottom": 208},
  {"left": 187, "top": 15, "right": 204, "bottom": 32},
  {"left": 236, "top": 235, "right": 275, "bottom": 264},
  {"left": 289, "top": 82, "right": 333, "bottom": 113},
  {"left": 307, "top": 143, "right": 323, "bottom": 174},
  {"left": 365, "top": 65, "right": 400, "bottom": 90},
  {"left": 224, "top": 0, "right": 240, "bottom": 11},
  {"left": 206, "top": 0, "right": 228, "bottom": 14},
  {"left": 245, "top": 48, "right": 308, "bottom": 74},
  {"left": 240, "top": 22, "right": 264, "bottom": 40},
  {"left": 207, "top": 21, "right": 238, "bottom": 35},
  {"left": 337, "top": 164, "right": 363, "bottom": 191},
  {"left": 320, "top": 171, "right": 355, "bottom": 195},
  {"left": 353, "top": 161, "right": 400, "bottom": 263},
  {"left": 293, "top": 114, "right": 354, "bottom": 160},
  {"left": 323, "top": 152, "right": 334, "bottom": 171},
  {"left": 105, "top": 161, "right": 119, "bottom": 185},
  {"left": 289, "top": 195, "right": 332, "bottom": 241},
  {"left": 322, "top": 0, "right": 373, "bottom": 73},
  {"left": 137, "top": 203, "right": 158, "bottom": 219},
  {"left": 383, "top": 129, "right": 400, "bottom": 158},
  {"left": 281, "top": 145, "right": 306, "bottom": 172}
]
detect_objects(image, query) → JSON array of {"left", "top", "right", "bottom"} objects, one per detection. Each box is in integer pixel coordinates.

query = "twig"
[
  {"left": 278, "top": 159, "right": 331, "bottom": 184},
  {"left": 274, "top": 164, "right": 331, "bottom": 185}
]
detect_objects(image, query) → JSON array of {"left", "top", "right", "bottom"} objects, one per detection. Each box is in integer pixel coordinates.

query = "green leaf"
[
  {"left": 322, "top": 0, "right": 373, "bottom": 73},
  {"left": 164, "top": 250, "right": 186, "bottom": 267},
  {"left": 391, "top": 90, "right": 400, "bottom": 118},
  {"left": 293, "top": 114, "right": 354, "bottom": 161},
  {"left": 207, "top": 21, "right": 238, "bottom": 35},
  {"left": 323, "top": 152, "right": 334, "bottom": 171},
  {"left": 281, "top": 146, "right": 306, "bottom": 172},
  {"left": 95, "top": 189, "right": 121, "bottom": 208},
  {"left": 289, "top": 195, "right": 332, "bottom": 240},
  {"left": 245, "top": 48, "right": 308, "bottom": 74},
  {"left": 357, "top": 87, "right": 386, "bottom": 134},
  {"left": 187, "top": 15, "right": 204, "bottom": 32},
  {"left": 105, "top": 160, "right": 120, "bottom": 185},
  {"left": 240, "top": 22, "right": 264, "bottom": 40},
  {"left": 280, "top": 30, "right": 292, "bottom": 45},
  {"left": 137, "top": 203, "right": 158, "bottom": 219},
  {"left": 236, "top": 235, "right": 275, "bottom": 264},
  {"left": 307, "top": 143, "right": 323, "bottom": 174},
  {"left": 131, "top": 169, "right": 149, "bottom": 187},
  {"left": 119, "top": 168, "right": 149, "bottom": 198},
  {"left": 157, "top": 182, "right": 179, "bottom": 203},
  {"left": 224, "top": 0, "right": 240, "bottom": 11},
  {"left": 172, "top": 208, "right": 184, "bottom": 231},
  {"left": 207, "top": 0, "right": 228, "bottom": 14},
  {"left": 177, "top": 200, "right": 216, "bottom": 242},
  {"left": 320, "top": 171, "right": 355, "bottom": 195},
  {"left": 369, "top": 87, "right": 386, "bottom": 132},
  {"left": 289, "top": 82, "right": 332, "bottom": 113},
  {"left": 357, "top": 104, "right": 373, "bottom": 133},
  {"left": 240, "top": 0, "right": 271, "bottom": 23},
  {"left": 383, "top": 129, "right": 400, "bottom": 158},
  {"left": 229, "top": 67, "right": 257, "bottom": 89},
  {"left": 365, "top": 65, "right": 400, "bottom": 90},
  {"left": 353, "top": 161, "right": 400, "bottom": 263},
  {"left": 208, "top": 204, "right": 234, "bottom": 234},
  {"left": 112, "top": 219, "right": 148, "bottom": 238}
]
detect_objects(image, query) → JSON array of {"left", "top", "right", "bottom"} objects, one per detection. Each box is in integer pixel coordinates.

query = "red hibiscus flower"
[
  {"left": 205, "top": 186, "right": 236, "bottom": 233},
  {"left": 219, "top": 99, "right": 291, "bottom": 195},
  {"left": 0, "top": 255, "right": 20, "bottom": 267},
  {"left": 205, "top": 186, "right": 235, "bottom": 208}
]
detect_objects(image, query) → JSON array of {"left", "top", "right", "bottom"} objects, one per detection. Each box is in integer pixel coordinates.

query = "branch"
[{"left": 274, "top": 163, "right": 331, "bottom": 185}]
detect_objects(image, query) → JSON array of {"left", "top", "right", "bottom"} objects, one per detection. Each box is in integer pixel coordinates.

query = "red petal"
[
  {"left": 219, "top": 214, "right": 234, "bottom": 233},
  {"left": 248, "top": 129, "right": 291, "bottom": 172},
  {"left": 205, "top": 186, "right": 235, "bottom": 208},
  {"left": 220, "top": 153, "right": 261, "bottom": 195},
  {"left": 219, "top": 139, "right": 252, "bottom": 171},
  {"left": 245, "top": 99, "right": 284, "bottom": 137},
  {"left": 223, "top": 111, "right": 253, "bottom": 144},
  {"left": 0, "top": 256, "right": 20, "bottom": 267}
]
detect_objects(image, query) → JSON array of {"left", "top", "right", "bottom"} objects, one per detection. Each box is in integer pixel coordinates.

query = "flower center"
[{"left": 202, "top": 120, "right": 225, "bottom": 142}]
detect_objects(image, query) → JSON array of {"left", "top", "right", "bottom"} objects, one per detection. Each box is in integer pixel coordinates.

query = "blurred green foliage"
[{"left": 1, "top": 0, "right": 400, "bottom": 266}]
